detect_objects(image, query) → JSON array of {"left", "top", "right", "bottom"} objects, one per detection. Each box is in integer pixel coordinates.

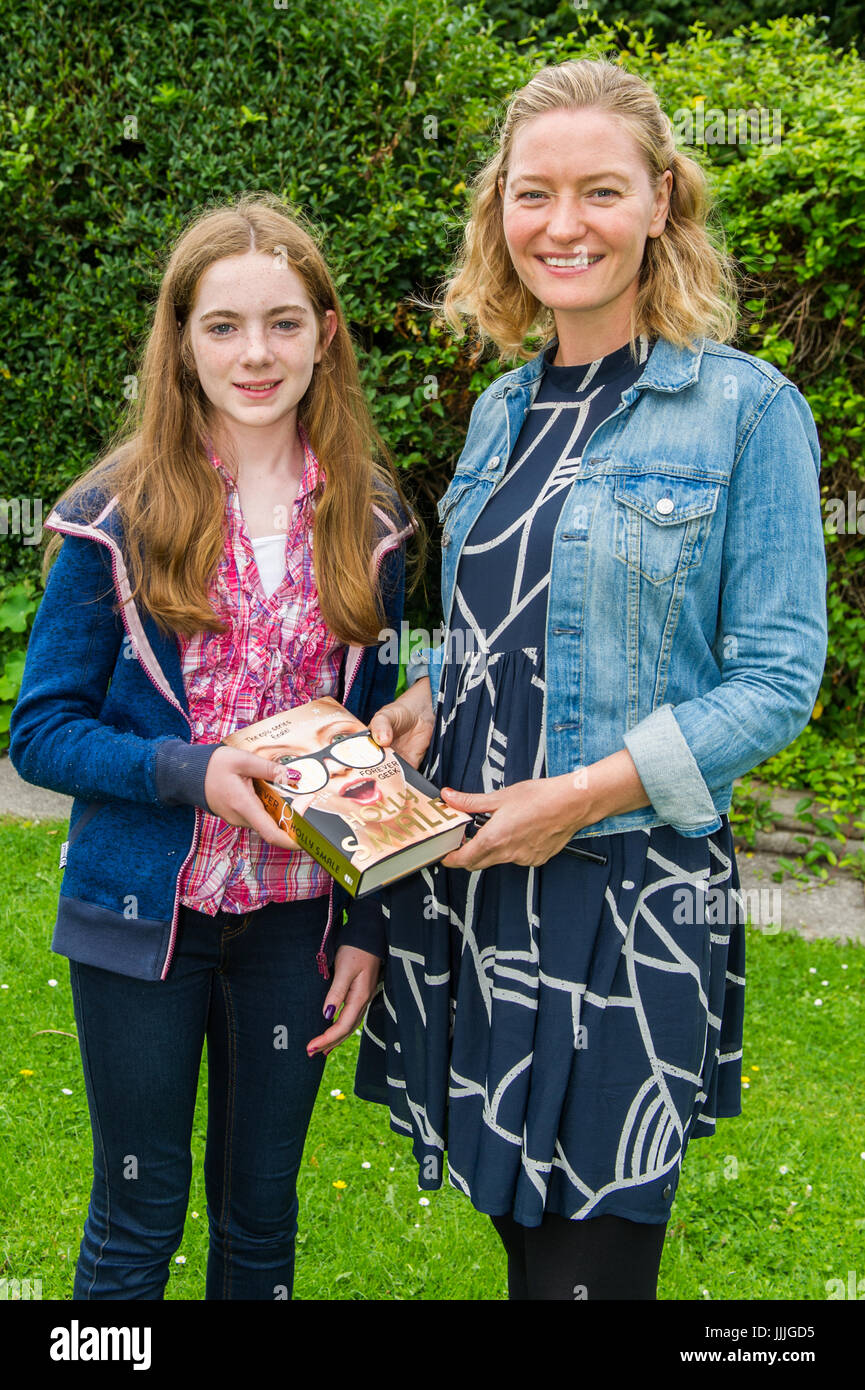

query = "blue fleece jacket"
[{"left": 9, "top": 480, "right": 411, "bottom": 982}]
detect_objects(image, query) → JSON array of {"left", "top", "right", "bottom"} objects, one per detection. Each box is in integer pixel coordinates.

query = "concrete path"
[
  {"left": 734, "top": 850, "right": 865, "bottom": 944},
  {"left": 2, "top": 755, "right": 864, "bottom": 944}
]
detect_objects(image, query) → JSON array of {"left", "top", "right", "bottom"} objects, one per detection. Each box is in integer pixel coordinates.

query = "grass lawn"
[{"left": 1, "top": 814, "right": 863, "bottom": 1301}]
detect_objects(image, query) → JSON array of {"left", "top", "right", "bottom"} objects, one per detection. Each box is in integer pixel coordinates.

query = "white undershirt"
[{"left": 250, "top": 534, "right": 288, "bottom": 599}]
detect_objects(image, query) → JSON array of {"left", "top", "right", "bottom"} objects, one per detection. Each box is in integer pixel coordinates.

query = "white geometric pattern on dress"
[
  {"left": 367, "top": 810, "right": 741, "bottom": 1217},
  {"left": 357, "top": 334, "right": 743, "bottom": 1224}
]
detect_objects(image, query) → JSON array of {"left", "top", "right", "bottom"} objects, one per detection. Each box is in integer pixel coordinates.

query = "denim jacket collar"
[{"left": 489, "top": 334, "right": 704, "bottom": 399}]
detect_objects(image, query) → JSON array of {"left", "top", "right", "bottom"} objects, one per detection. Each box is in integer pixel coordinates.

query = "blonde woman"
[
  {"left": 359, "top": 58, "right": 827, "bottom": 1300},
  {"left": 10, "top": 195, "right": 414, "bottom": 1299}
]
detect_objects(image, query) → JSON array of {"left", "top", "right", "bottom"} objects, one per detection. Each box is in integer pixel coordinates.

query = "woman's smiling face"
[{"left": 499, "top": 106, "right": 671, "bottom": 353}]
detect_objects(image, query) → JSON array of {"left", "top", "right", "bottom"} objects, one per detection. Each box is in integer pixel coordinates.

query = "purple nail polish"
[{"left": 324, "top": 1004, "right": 336, "bottom": 1021}]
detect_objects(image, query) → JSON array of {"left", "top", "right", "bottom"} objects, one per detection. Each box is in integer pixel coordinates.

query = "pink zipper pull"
[{"left": 316, "top": 882, "right": 335, "bottom": 979}]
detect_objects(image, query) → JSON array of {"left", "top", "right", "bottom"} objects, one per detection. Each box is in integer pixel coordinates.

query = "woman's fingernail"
[
  {"left": 324, "top": 1004, "right": 336, "bottom": 1021},
  {"left": 307, "top": 1047, "right": 317, "bottom": 1056}
]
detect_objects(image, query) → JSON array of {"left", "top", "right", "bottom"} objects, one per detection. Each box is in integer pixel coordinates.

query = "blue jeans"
[{"left": 68, "top": 895, "right": 331, "bottom": 1300}]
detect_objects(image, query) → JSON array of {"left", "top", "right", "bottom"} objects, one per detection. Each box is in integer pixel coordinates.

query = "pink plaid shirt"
[{"left": 176, "top": 428, "right": 344, "bottom": 914}]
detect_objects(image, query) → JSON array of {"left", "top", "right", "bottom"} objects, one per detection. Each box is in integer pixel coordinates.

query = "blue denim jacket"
[
  {"left": 417, "top": 335, "right": 828, "bottom": 839},
  {"left": 9, "top": 482, "right": 411, "bottom": 981}
]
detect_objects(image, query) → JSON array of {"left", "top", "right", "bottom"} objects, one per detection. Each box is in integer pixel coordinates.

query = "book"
[{"left": 222, "top": 696, "right": 472, "bottom": 897}]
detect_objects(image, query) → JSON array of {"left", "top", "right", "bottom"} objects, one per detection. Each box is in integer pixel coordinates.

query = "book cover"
[{"left": 222, "top": 696, "right": 471, "bottom": 897}]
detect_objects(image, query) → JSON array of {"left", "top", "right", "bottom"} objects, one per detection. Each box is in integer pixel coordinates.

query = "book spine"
[
  {"left": 289, "top": 815, "right": 362, "bottom": 897},
  {"left": 256, "top": 781, "right": 301, "bottom": 846}
]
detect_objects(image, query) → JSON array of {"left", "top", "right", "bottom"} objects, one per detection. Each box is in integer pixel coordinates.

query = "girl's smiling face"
[{"left": 188, "top": 250, "right": 336, "bottom": 448}]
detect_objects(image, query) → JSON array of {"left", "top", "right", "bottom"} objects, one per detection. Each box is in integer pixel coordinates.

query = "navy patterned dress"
[{"left": 355, "top": 336, "right": 745, "bottom": 1228}]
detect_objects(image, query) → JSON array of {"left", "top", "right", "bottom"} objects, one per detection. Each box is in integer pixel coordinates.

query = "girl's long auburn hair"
[
  {"left": 43, "top": 194, "right": 415, "bottom": 646},
  {"left": 441, "top": 57, "right": 739, "bottom": 360}
]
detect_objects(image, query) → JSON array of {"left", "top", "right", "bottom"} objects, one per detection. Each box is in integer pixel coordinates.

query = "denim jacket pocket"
[{"left": 612, "top": 472, "right": 721, "bottom": 585}]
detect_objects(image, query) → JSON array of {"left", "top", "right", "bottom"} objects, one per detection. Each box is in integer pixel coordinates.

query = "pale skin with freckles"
[
  {"left": 185, "top": 251, "right": 378, "bottom": 1058},
  {"left": 370, "top": 107, "right": 674, "bottom": 869}
]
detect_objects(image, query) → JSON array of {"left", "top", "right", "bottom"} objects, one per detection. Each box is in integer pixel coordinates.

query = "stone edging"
[{"left": 733, "top": 776, "right": 865, "bottom": 861}]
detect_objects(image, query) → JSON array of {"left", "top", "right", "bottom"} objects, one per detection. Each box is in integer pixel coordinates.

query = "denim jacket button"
[
  {"left": 442, "top": 533, "right": 451, "bottom": 547},
  {"left": 487, "top": 455, "right": 500, "bottom": 469},
  {"left": 655, "top": 497, "right": 675, "bottom": 515}
]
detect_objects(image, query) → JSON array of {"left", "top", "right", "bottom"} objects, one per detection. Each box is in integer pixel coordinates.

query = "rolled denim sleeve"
[
  {"left": 407, "top": 642, "right": 447, "bottom": 704},
  {"left": 623, "top": 704, "right": 722, "bottom": 835},
  {"left": 427, "top": 645, "right": 446, "bottom": 703},
  {"left": 405, "top": 646, "right": 431, "bottom": 687},
  {"left": 623, "top": 382, "right": 828, "bottom": 836}
]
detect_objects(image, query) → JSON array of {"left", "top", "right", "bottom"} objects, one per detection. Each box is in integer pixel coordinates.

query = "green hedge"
[
  {"left": 1, "top": 0, "right": 863, "bottom": 743},
  {"left": 483, "top": 0, "right": 865, "bottom": 54}
]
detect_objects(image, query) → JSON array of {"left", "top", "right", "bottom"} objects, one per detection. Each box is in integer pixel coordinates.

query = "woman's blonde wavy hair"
[
  {"left": 441, "top": 57, "right": 739, "bottom": 360},
  {"left": 43, "top": 193, "right": 415, "bottom": 646}
]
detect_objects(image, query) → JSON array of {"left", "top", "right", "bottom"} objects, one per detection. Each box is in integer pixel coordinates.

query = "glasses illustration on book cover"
[{"left": 223, "top": 697, "right": 471, "bottom": 896}]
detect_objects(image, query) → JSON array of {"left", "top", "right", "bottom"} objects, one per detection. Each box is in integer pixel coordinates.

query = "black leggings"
[{"left": 490, "top": 1210, "right": 668, "bottom": 1300}]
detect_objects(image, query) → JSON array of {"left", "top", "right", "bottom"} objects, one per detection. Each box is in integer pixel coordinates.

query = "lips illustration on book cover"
[{"left": 222, "top": 696, "right": 471, "bottom": 897}]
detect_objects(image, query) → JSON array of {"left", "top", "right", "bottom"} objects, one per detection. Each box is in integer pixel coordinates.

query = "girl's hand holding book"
[
  {"left": 369, "top": 676, "right": 435, "bottom": 769},
  {"left": 203, "top": 746, "right": 298, "bottom": 849}
]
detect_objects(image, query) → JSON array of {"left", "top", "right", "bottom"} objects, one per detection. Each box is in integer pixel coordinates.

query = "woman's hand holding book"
[{"left": 369, "top": 676, "right": 435, "bottom": 769}]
